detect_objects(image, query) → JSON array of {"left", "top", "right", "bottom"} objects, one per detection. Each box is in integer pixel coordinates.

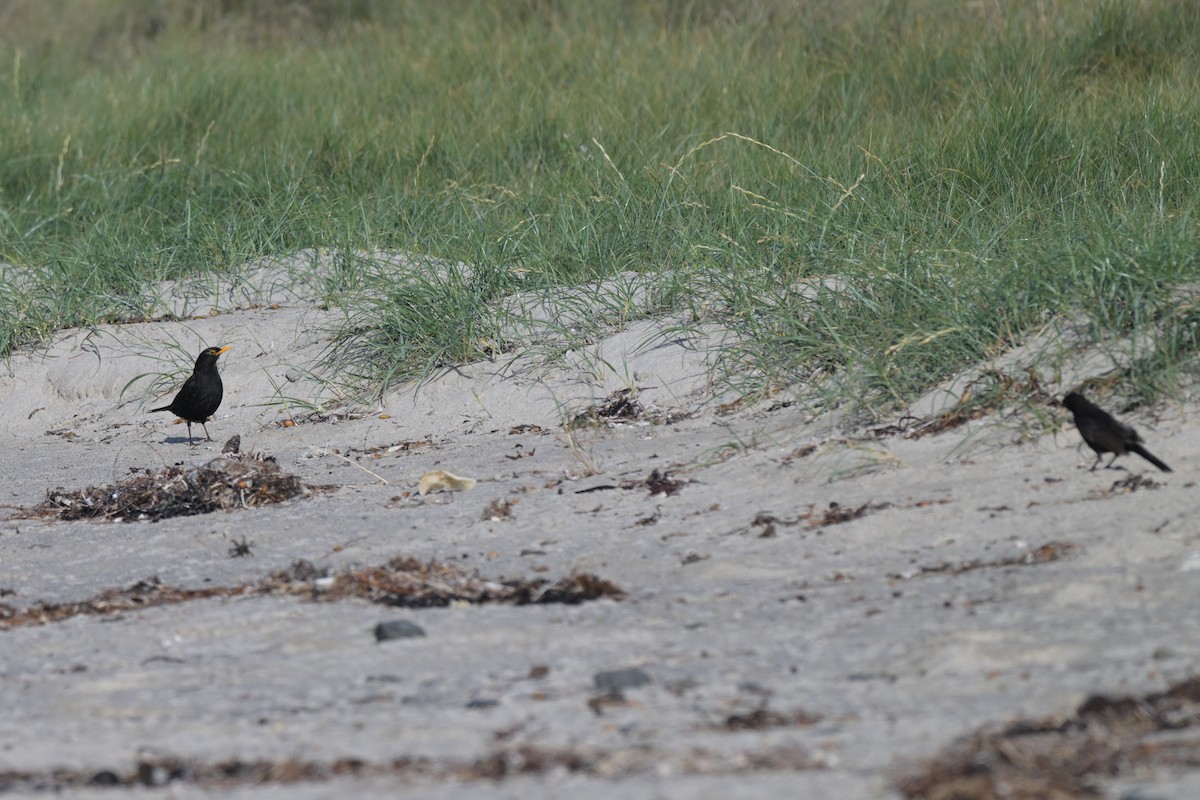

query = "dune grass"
[{"left": 2, "top": 0, "right": 1199, "bottom": 412}]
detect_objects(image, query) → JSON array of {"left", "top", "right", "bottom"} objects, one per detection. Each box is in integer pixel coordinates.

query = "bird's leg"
[
  {"left": 1106, "top": 453, "right": 1120, "bottom": 470},
  {"left": 1090, "top": 453, "right": 1102, "bottom": 471},
  {"left": 202, "top": 422, "right": 213, "bottom": 442},
  {"left": 187, "top": 421, "right": 197, "bottom": 446}
]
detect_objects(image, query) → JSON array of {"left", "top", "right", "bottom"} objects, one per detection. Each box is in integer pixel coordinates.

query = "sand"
[{"left": 2, "top": 258, "right": 1198, "bottom": 798}]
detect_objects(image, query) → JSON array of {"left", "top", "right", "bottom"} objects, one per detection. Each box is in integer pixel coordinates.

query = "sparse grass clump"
[{"left": 2, "top": 1, "right": 1200, "bottom": 410}]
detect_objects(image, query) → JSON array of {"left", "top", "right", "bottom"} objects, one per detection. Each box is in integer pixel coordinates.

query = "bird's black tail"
[
  {"left": 149, "top": 405, "right": 171, "bottom": 413},
  {"left": 1130, "top": 444, "right": 1172, "bottom": 472}
]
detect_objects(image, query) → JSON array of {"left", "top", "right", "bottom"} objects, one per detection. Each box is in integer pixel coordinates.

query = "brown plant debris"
[
  {"left": 587, "top": 691, "right": 637, "bottom": 715},
  {"left": 895, "top": 675, "right": 1200, "bottom": 799},
  {"left": 0, "top": 754, "right": 376, "bottom": 794},
  {"left": 504, "top": 444, "right": 535, "bottom": 460},
  {"left": 645, "top": 468, "right": 685, "bottom": 496},
  {"left": 634, "top": 507, "right": 661, "bottom": 527},
  {"left": 483, "top": 497, "right": 516, "bottom": 520},
  {"left": 748, "top": 511, "right": 807, "bottom": 538},
  {"left": 31, "top": 454, "right": 308, "bottom": 523},
  {"left": 874, "top": 369, "right": 1055, "bottom": 441},
  {"left": 0, "top": 577, "right": 248, "bottom": 629},
  {"left": 906, "top": 408, "right": 976, "bottom": 438},
  {"left": 0, "top": 741, "right": 820, "bottom": 793},
  {"left": 570, "top": 387, "right": 644, "bottom": 428},
  {"left": 748, "top": 496, "right": 951, "bottom": 537},
  {"left": 227, "top": 535, "right": 255, "bottom": 558},
  {"left": 720, "top": 706, "right": 823, "bottom": 731},
  {"left": 351, "top": 439, "right": 434, "bottom": 459},
  {"left": 508, "top": 423, "right": 546, "bottom": 435},
  {"left": 1092, "top": 472, "right": 1164, "bottom": 498},
  {"left": 871, "top": 413, "right": 971, "bottom": 440},
  {"left": 779, "top": 443, "right": 818, "bottom": 464},
  {"left": 568, "top": 388, "right": 691, "bottom": 429},
  {"left": 612, "top": 469, "right": 688, "bottom": 495},
  {"left": 888, "top": 541, "right": 1077, "bottom": 580},
  {"left": 0, "top": 559, "right": 625, "bottom": 630},
  {"left": 574, "top": 483, "right": 619, "bottom": 494},
  {"left": 279, "top": 556, "right": 624, "bottom": 606},
  {"left": 461, "top": 742, "right": 818, "bottom": 780},
  {"left": 509, "top": 572, "right": 627, "bottom": 606},
  {"left": 812, "top": 500, "right": 889, "bottom": 527}
]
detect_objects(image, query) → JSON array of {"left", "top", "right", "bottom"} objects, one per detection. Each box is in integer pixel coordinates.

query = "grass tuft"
[{"left": 3, "top": 1, "right": 1200, "bottom": 413}]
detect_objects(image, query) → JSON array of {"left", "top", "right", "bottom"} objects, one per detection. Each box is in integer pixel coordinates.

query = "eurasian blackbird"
[
  {"left": 150, "top": 345, "right": 231, "bottom": 444},
  {"left": 1062, "top": 391, "right": 1171, "bottom": 472}
]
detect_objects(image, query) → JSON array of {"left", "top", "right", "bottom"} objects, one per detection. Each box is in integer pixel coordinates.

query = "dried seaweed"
[
  {"left": 888, "top": 541, "right": 1077, "bottom": 580},
  {"left": 227, "top": 535, "right": 255, "bottom": 557},
  {"left": 482, "top": 497, "right": 516, "bottom": 520},
  {"left": 0, "top": 558, "right": 626, "bottom": 630},
  {"left": 811, "top": 500, "right": 888, "bottom": 527},
  {"left": 32, "top": 455, "right": 309, "bottom": 522},
  {"left": 645, "top": 469, "right": 685, "bottom": 496},
  {"left": 875, "top": 368, "right": 1056, "bottom": 441},
  {"left": 272, "top": 558, "right": 627, "bottom": 608},
  {"left": 743, "top": 501, "right": 890, "bottom": 536},
  {"left": 0, "top": 740, "right": 818, "bottom": 793},
  {"left": 0, "top": 577, "right": 247, "bottom": 628},
  {"left": 569, "top": 388, "right": 646, "bottom": 429},
  {"left": 895, "top": 675, "right": 1200, "bottom": 799},
  {"left": 1092, "top": 472, "right": 1164, "bottom": 498},
  {"left": 720, "top": 707, "right": 822, "bottom": 731},
  {"left": 568, "top": 388, "right": 691, "bottom": 429}
]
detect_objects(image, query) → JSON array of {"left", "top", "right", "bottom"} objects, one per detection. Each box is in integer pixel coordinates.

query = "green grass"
[{"left": 2, "top": 0, "right": 1199, "bottom": 412}]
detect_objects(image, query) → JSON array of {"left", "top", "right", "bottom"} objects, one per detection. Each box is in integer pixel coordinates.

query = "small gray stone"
[
  {"left": 1120, "top": 790, "right": 1168, "bottom": 800},
  {"left": 374, "top": 620, "right": 426, "bottom": 642},
  {"left": 466, "top": 698, "right": 500, "bottom": 709},
  {"left": 594, "top": 667, "right": 652, "bottom": 691},
  {"left": 365, "top": 674, "right": 403, "bottom": 683},
  {"left": 88, "top": 770, "right": 120, "bottom": 786}
]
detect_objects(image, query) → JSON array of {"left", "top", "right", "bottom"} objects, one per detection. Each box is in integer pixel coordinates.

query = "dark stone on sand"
[
  {"left": 594, "top": 667, "right": 652, "bottom": 691},
  {"left": 466, "top": 698, "right": 500, "bottom": 709},
  {"left": 88, "top": 770, "right": 121, "bottom": 786},
  {"left": 374, "top": 620, "right": 426, "bottom": 642}
]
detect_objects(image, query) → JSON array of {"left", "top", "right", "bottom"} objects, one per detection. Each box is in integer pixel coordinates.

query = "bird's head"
[{"left": 1062, "top": 392, "right": 1085, "bottom": 412}]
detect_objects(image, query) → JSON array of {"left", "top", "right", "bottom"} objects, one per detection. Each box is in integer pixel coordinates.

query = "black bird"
[
  {"left": 1062, "top": 391, "right": 1171, "bottom": 472},
  {"left": 150, "top": 345, "right": 231, "bottom": 444}
]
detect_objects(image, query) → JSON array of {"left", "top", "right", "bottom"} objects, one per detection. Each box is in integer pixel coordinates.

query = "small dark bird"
[
  {"left": 150, "top": 345, "right": 231, "bottom": 445},
  {"left": 1062, "top": 391, "right": 1171, "bottom": 472}
]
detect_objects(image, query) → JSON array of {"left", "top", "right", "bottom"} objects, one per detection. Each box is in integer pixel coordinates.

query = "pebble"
[
  {"left": 374, "top": 620, "right": 426, "bottom": 642},
  {"left": 466, "top": 698, "right": 500, "bottom": 709},
  {"left": 594, "top": 667, "right": 652, "bottom": 691},
  {"left": 88, "top": 770, "right": 120, "bottom": 786}
]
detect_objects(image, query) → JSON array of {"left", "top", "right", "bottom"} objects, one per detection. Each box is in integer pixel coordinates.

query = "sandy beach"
[{"left": 2, "top": 261, "right": 1198, "bottom": 798}]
